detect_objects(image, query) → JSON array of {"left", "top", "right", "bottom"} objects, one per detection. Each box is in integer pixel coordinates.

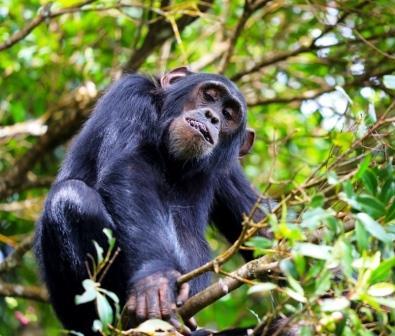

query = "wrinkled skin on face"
[{"left": 165, "top": 69, "right": 252, "bottom": 160}]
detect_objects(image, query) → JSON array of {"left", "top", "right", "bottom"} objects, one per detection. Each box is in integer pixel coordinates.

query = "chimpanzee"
[{"left": 35, "top": 68, "right": 273, "bottom": 335}]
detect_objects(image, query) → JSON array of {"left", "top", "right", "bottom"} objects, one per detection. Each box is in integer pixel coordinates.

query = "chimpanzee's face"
[{"left": 167, "top": 78, "right": 246, "bottom": 160}]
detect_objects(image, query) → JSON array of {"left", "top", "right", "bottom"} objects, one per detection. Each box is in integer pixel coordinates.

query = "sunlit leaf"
[
  {"left": 75, "top": 279, "right": 97, "bottom": 305},
  {"left": 320, "top": 297, "right": 350, "bottom": 312},
  {"left": 93, "top": 241, "right": 104, "bottom": 264},
  {"left": 284, "top": 288, "right": 307, "bottom": 303},
  {"left": 383, "top": 75, "right": 395, "bottom": 89},
  {"left": 367, "top": 283, "right": 395, "bottom": 297},
  {"left": 355, "top": 213, "right": 392, "bottom": 243},
  {"left": 92, "top": 320, "right": 103, "bottom": 332},
  {"left": 103, "top": 228, "right": 116, "bottom": 250},
  {"left": 137, "top": 319, "right": 174, "bottom": 333},
  {"left": 96, "top": 293, "right": 113, "bottom": 327},
  {"left": 294, "top": 243, "right": 332, "bottom": 260},
  {"left": 369, "top": 257, "right": 395, "bottom": 284},
  {"left": 247, "top": 282, "right": 278, "bottom": 295}
]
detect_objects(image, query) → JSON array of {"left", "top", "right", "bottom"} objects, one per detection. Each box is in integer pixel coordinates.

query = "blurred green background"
[{"left": 0, "top": 0, "right": 394, "bottom": 335}]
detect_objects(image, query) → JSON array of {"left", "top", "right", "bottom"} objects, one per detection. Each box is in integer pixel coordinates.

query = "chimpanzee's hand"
[{"left": 126, "top": 270, "right": 196, "bottom": 333}]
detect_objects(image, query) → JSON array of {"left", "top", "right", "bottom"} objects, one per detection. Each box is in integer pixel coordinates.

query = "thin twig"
[{"left": 0, "top": 235, "right": 34, "bottom": 274}]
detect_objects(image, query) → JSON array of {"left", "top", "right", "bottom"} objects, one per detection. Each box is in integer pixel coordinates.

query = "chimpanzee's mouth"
[{"left": 185, "top": 118, "right": 213, "bottom": 144}]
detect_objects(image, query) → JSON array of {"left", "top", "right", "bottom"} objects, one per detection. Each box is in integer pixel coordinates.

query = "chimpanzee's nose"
[{"left": 204, "top": 109, "right": 219, "bottom": 125}]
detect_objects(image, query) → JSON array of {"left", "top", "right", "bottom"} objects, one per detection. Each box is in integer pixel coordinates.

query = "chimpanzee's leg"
[{"left": 35, "top": 179, "right": 125, "bottom": 335}]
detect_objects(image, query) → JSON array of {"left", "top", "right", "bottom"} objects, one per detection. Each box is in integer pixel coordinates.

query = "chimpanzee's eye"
[{"left": 223, "top": 108, "right": 233, "bottom": 121}]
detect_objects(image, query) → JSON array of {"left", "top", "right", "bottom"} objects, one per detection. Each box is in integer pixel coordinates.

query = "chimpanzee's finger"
[
  {"left": 136, "top": 294, "right": 147, "bottom": 322},
  {"left": 146, "top": 290, "right": 161, "bottom": 319},
  {"left": 159, "top": 283, "right": 173, "bottom": 319},
  {"left": 176, "top": 282, "right": 190, "bottom": 307},
  {"left": 184, "top": 317, "right": 197, "bottom": 331},
  {"left": 126, "top": 293, "right": 137, "bottom": 315},
  {"left": 169, "top": 316, "right": 191, "bottom": 336}
]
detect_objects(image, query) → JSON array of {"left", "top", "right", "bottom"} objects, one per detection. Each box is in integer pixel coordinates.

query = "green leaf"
[
  {"left": 92, "top": 320, "right": 103, "bottom": 332},
  {"left": 310, "top": 194, "right": 325, "bottom": 208},
  {"left": 300, "top": 326, "right": 314, "bottom": 336},
  {"left": 355, "top": 221, "right": 369, "bottom": 251},
  {"left": 355, "top": 213, "right": 392, "bottom": 243},
  {"left": 245, "top": 236, "right": 272, "bottom": 249},
  {"left": 75, "top": 279, "right": 97, "bottom": 305},
  {"left": 380, "top": 179, "right": 395, "bottom": 204},
  {"left": 284, "top": 288, "right": 307, "bottom": 303},
  {"left": 386, "top": 201, "right": 395, "bottom": 221},
  {"left": 375, "top": 297, "right": 395, "bottom": 309},
  {"left": 333, "top": 132, "right": 354, "bottom": 151},
  {"left": 342, "top": 181, "right": 354, "bottom": 198},
  {"left": 294, "top": 253, "right": 306, "bottom": 276},
  {"left": 361, "top": 169, "right": 378, "bottom": 195},
  {"left": 300, "top": 326, "right": 313, "bottom": 336},
  {"left": 369, "top": 257, "right": 395, "bottom": 284},
  {"left": 355, "top": 155, "right": 371, "bottom": 180},
  {"left": 301, "top": 208, "right": 335, "bottom": 229},
  {"left": 99, "top": 288, "right": 119, "bottom": 304},
  {"left": 247, "top": 282, "right": 278, "bottom": 295},
  {"left": 93, "top": 241, "right": 104, "bottom": 264},
  {"left": 99, "top": 288, "right": 120, "bottom": 318},
  {"left": 314, "top": 270, "right": 331, "bottom": 297},
  {"left": 103, "top": 228, "right": 115, "bottom": 250},
  {"left": 10, "top": 101, "right": 26, "bottom": 123},
  {"left": 320, "top": 297, "right": 350, "bottom": 312},
  {"left": 137, "top": 319, "right": 174, "bottom": 333},
  {"left": 355, "top": 195, "right": 385, "bottom": 218},
  {"left": 294, "top": 243, "right": 332, "bottom": 260},
  {"left": 96, "top": 293, "right": 113, "bottom": 327},
  {"left": 287, "top": 275, "right": 304, "bottom": 295},
  {"left": 383, "top": 75, "right": 395, "bottom": 89},
  {"left": 367, "top": 282, "right": 395, "bottom": 297},
  {"left": 279, "top": 259, "right": 298, "bottom": 278}
]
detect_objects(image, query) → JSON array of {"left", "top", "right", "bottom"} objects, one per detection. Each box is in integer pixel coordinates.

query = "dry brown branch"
[
  {"left": 0, "top": 282, "right": 48, "bottom": 302},
  {"left": 123, "top": 0, "right": 214, "bottom": 72},
  {"left": 177, "top": 198, "right": 276, "bottom": 285},
  {"left": 178, "top": 256, "right": 279, "bottom": 320},
  {"left": 0, "top": 0, "right": 98, "bottom": 52},
  {"left": 0, "top": 87, "right": 97, "bottom": 200},
  {"left": 219, "top": 0, "right": 272, "bottom": 73},
  {"left": 248, "top": 65, "right": 395, "bottom": 107},
  {"left": 231, "top": 29, "right": 395, "bottom": 82},
  {"left": 0, "top": 118, "right": 47, "bottom": 140}
]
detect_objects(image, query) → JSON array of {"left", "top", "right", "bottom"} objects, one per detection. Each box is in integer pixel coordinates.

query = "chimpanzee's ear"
[
  {"left": 160, "top": 67, "right": 193, "bottom": 89},
  {"left": 239, "top": 128, "right": 255, "bottom": 157}
]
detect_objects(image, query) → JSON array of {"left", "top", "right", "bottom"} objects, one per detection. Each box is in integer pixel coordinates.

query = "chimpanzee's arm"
[
  {"left": 98, "top": 158, "right": 191, "bottom": 326},
  {"left": 210, "top": 161, "right": 275, "bottom": 255}
]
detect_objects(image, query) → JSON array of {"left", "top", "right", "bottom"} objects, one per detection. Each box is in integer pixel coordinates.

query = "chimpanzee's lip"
[{"left": 185, "top": 118, "right": 214, "bottom": 145}]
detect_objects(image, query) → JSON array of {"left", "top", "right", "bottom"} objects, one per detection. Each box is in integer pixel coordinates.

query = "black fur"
[{"left": 35, "top": 73, "right": 268, "bottom": 335}]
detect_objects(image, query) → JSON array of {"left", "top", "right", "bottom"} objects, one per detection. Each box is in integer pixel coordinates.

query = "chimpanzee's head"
[{"left": 159, "top": 67, "right": 255, "bottom": 162}]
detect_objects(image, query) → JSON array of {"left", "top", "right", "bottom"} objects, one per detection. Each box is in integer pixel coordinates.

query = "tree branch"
[
  {"left": 219, "top": 0, "right": 272, "bottom": 73},
  {"left": 0, "top": 0, "right": 98, "bottom": 52},
  {"left": 0, "top": 235, "right": 34, "bottom": 274},
  {"left": 0, "top": 282, "right": 48, "bottom": 302},
  {"left": 123, "top": 0, "right": 214, "bottom": 72},
  {"left": 178, "top": 256, "right": 279, "bottom": 320},
  {"left": 231, "top": 28, "right": 394, "bottom": 81}
]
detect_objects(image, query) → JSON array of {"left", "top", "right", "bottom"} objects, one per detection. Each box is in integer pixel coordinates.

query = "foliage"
[{"left": 0, "top": 0, "right": 394, "bottom": 335}]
